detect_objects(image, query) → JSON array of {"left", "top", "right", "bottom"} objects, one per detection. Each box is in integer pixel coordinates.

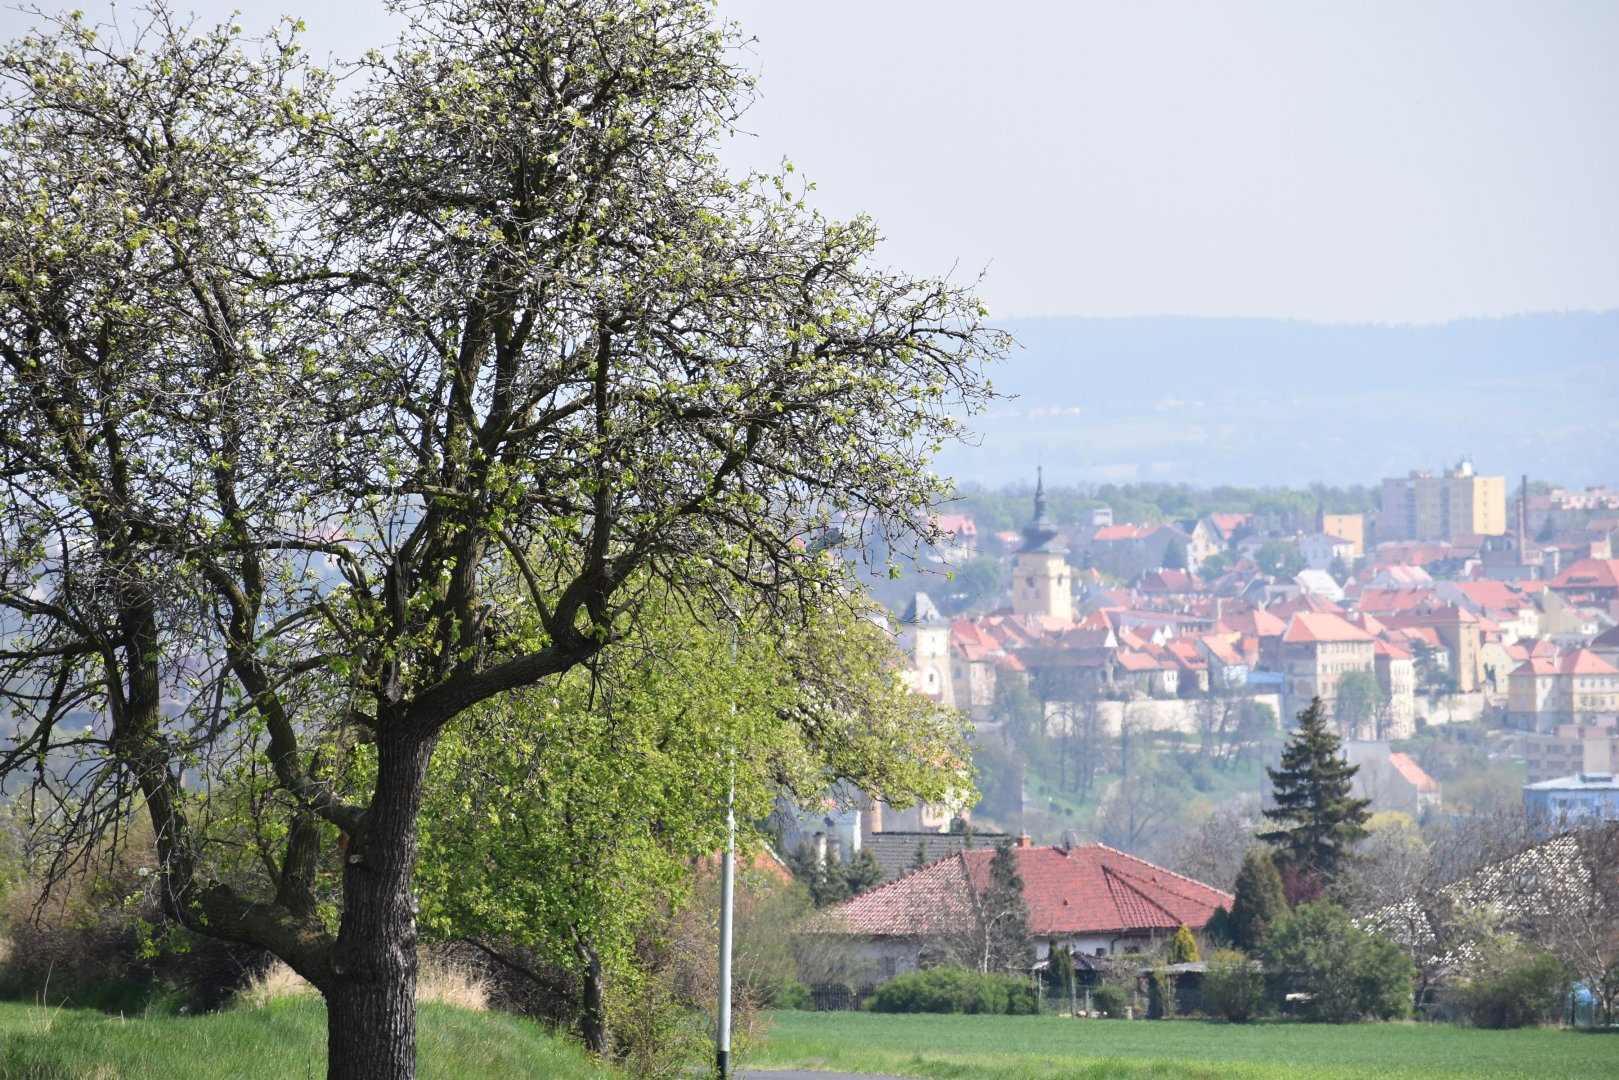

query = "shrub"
[
  {"left": 1264, "top": 902, "right": 1412, "bottom": 1022},
  {"left": 1167, "top": 925, "right": 1199, "bottom": 964},
  {"left": 1452, "top": 944, "right": 1569, "bottom": 1029},
  {"left": 865, "top": 967, "right": 1036, "bottom": 1015},
  {"left": 0, "top": 823, "right": 269, "bottom": 1014},
  {"left": 1090, "top": 983, "right": 1130, "bottom": 1018},
  {"left": 764, "top": 979, "right": 813, "bottom": 1010},
  {"left": 1202, "top": 950, "right": 1268, "bottom": 1022}
]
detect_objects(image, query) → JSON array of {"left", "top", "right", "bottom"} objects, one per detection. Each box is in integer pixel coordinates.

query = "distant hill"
[{"left": 935, "top": 312, "right": 1619, "bottom": 489}]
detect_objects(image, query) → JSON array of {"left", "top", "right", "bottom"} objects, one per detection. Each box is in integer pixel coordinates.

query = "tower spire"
[{"left": 1032, "top": 466, "right": 1051, "bottom": 528}]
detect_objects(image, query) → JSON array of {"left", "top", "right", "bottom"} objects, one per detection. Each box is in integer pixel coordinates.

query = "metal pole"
[{"left": 717, "top": 752, "right": 735, "bottom": 1080}]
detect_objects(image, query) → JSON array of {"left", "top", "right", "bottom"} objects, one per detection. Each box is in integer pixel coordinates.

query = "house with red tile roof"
[
  {"left": 934, "top": 514, "right": 978, "bottom": 553},
  {"left": 1547, "top": 558, "right": 1619, "bottom": 603},
  {"left": 810, "top": 840, "right": 1233, "bottom": 978},
  {"left": 1201, "top": 513, "right": 1253, "bottom": 545},
  {"left": 1344, "top": 742, "right": 1441, "bottom": 816},
  {"left": 1278, "top": 612, "right": 1378, "bottom": 733},
  {"left": 1506, "top": 649, "right": 1619, "bottom": 731},
  {"left": 1375, "top": 606, "right": 1484, "bottom": 692}
]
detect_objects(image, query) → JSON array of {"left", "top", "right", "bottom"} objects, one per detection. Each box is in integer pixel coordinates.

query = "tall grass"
[{"left": 0, "top": 998, "right": 607, "bottom": 1080}]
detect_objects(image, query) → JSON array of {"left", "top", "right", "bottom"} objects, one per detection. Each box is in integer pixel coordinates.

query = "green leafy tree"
[
  {"left": 1229, "top": 849, "right": 1288, "bottom": 953},
  {"left": 1253, "top": 540, "right": 1306, "bottom": 579},
  {"left": 1161, "top": 540, "right": 1188, "bottom": 571},
  {"left": 1260, "top": 698, "right": 1371, "bottom": 880},
  {"left": 1263, "top": 902, "right": 1412, "bottom": 1022},
  {"left": 0, "top": 4, "right": 999, "bottom": 1076},
  {"left": 1332, "top": 671, "right": 1386, "bottom": 740},
  {"left": 419, "top": 600, "right": 960, "bottom": 1054}
]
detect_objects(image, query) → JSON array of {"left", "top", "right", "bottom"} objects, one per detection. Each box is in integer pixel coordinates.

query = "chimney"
[{"left": 1016, "top": 832, "right": 1032, "bottom": 849}]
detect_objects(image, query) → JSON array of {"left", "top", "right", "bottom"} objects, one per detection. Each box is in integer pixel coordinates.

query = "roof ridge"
[
  {"left": 1090, "top": 843, "right": 1237, "bottom": 902},
  {"left": 1103, "top": 865, "right": 1185, "bottom": 924}
]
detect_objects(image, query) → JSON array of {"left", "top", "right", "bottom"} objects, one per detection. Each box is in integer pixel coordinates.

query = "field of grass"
[
  {"left": 748, "top": 1010, "right": 1619, "bottom": 1080},
  {"left": 0, "top": 997, "right": 606, "bottom": 1079}
]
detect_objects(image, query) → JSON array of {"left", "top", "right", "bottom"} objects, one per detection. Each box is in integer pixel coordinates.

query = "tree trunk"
[
  {"left": 326, "top": 729, "right": 436, "bottom": 1080},
  {"left": 573, "top": 932, "right": 609, "bottom": 1055}
]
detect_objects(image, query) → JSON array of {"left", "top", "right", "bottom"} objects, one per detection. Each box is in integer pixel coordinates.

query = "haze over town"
[{"left": 4, "top": 1, "right": 1614, "bottom": 489}]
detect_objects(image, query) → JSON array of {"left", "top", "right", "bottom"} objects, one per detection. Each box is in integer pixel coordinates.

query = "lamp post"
[
  {"left": 717, "top": 748, "right": 735, "bottom": 1080},
  {"left": 718, "top": 602, "right": 741, "bottom": 1080}
]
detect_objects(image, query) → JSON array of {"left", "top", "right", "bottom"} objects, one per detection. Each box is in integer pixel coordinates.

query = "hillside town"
[{"left": 887, "top": 461, "right": 1619, "bottom": 836}]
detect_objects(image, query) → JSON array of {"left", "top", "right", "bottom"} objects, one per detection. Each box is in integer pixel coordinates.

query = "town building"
[
  {"left": 1519, "top": 719, "right": 1619, "bottom": 784},
  {"left": 1379, "top": 459, "right": 1507, "bottom": 542},
  {"left": 1522, "top": 740, "right": 1619, "bottom": 824},
  {"left": 1506, "top": 649, "right": 1619, "bottom": 731},
  {"left": 1010, "top": 471, "right": 1073, "bottom": 623},
  {"left": 1277, "top": 611, "right": 1376, "bottom": 725},
  {"left": 810, "top": 839, "right": 1232, "bottom": 979}
]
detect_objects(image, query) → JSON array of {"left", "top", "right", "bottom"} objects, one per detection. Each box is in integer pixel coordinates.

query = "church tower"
[{"left": 1011, "top": 469, "right": 1073, "bottom": 622}]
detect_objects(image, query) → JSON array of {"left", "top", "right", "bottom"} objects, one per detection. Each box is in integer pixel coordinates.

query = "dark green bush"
[
  {"left": 864, "top": 967, "right": 1036, "bottom": 1015},
  {"left": 766, "top": 979, "right": 813, "bottom": 1011}
]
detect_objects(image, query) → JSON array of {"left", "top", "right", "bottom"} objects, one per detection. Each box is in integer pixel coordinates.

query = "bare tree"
[{"left": 1535, "top": 824, "right": 1619, "bottom": 1026}]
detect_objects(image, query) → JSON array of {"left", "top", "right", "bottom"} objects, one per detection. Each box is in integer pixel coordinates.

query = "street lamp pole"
[{"left": 717, "top": 748, "right": 735, "bottom": 1080}]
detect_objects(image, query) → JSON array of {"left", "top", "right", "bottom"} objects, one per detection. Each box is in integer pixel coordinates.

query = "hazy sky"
[{"left": 3, "top": 1, "right": 1616, "bottom": 325}]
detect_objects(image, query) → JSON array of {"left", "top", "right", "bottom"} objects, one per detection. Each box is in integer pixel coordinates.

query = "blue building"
[{"left": 1523, "top": 753, "right": 1619, "bottom": 825}]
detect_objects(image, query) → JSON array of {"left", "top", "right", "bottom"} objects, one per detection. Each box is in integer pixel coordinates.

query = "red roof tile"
[
  {"left": 1558, "top": 649, "right": 1619, "bottom": 677},
  {"left": 1388, "top": 752, "right": 1439, "bottom": 793},
  {"left": 819, "top": 845, "right": 1231, "bottom": 939},
  {"left": 1283, "top": 612, "right": 1374, "bottom": 644},
  {"left": 1549, "top": 558, "right": 1619, "bottom": 591}
]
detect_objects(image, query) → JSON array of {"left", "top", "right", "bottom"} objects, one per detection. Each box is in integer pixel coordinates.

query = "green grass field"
[
  {"left": 0, "top": 997, "right": 605, "bottom": 1079},
  {"left": 748, "top": 1010, "right": 1619, "bottom": 1080}
]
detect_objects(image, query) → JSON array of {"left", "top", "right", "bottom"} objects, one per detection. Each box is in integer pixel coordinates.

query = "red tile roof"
[
  {"left": 1205, "top": 513, "right": 1251, "bottom": 540},
  {"left": 1356, "top": 587, "right": 1441, "bottom": 614},
  {"left": 1512, "top": 656, "right": 1559, "bottom": 678},
  {"left": 1220, "top": 608, "right": 1288, "bottom": 638},
  {"left": 818, "top": 845, "right": 1232, "bottom": 939},
  {"left": 1558, "top": 649, "right": 1619, "bottom": 677},
  {"left": 1549, "top": 558, "right": 1619, "bottom": 591},
  {"left": 1283, "top": 612, "right": 1375, "bottom": 644},
  {"left": 1374, "top": 638, "right": 1413, "bottom": 661},
  {"left": 1388, "top": 752, "right": 1439, "bottom": 793},
  {"left": 1446, "top": 581, "right": 1531, "bottom": 614},
  {"left": 1266, "top": 593, "right": 1346, "bottom": 619}
]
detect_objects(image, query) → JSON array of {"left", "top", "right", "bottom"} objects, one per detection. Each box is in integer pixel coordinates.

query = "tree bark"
[
  {"left": 326, "top": 728, "right": 435, "bottom": 1080},
  {"left": 573, "top": 931, "right": 609, "bottom": 1055}
]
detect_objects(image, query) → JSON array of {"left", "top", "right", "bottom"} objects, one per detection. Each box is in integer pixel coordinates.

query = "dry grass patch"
[{"left": 238, "top": 953, "right": 490, "bottom": 1011}]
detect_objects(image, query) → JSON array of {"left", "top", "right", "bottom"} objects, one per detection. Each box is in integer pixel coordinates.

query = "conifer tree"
[
  {"left": 975, "top": 841, "right": 1036, "bottom": 974},
  {"left": 1230, "top": 848, "right": 1289, "bottom": 953},
  {"left": 1259, "top": 698, "right": 1371, "bottom": 878},
  {"left": 1168, "top": 924, "right": 1200, "bottom": 964}
]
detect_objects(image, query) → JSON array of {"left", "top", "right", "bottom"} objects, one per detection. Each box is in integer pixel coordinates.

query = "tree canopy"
[{"left": 0, "top": 3, "right": 1000, "bottom": 1076}]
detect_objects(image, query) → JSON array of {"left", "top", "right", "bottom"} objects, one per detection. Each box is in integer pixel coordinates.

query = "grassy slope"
[
  {"left": 0, "top": 998, "right": 607, "bottom": 1080},
  {"left": 748, "top": 1010, "right": 1619, "bottom": 1080}
]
